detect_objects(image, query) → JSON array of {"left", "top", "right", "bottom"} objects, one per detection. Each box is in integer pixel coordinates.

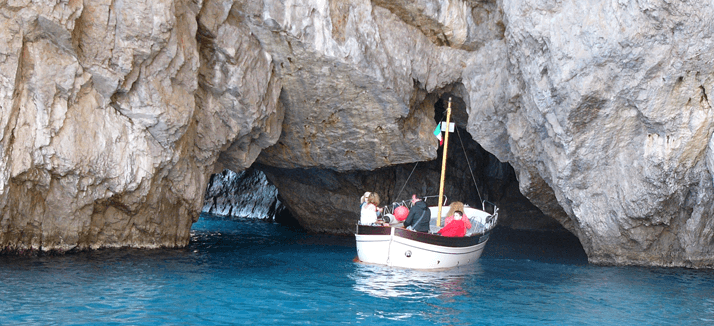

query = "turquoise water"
[{"left": 1, "top": 213, "right": 713, "bottom": 325}]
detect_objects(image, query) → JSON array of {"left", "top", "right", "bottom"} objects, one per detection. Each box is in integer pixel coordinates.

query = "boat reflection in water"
[{"left": 350, "top": 262, "right": 483, "bottom": 300}]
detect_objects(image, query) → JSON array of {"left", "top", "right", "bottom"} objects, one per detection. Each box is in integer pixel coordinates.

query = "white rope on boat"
[
  {"left": 395, "top": 162, "right": 419, "bottom": 201},
  {"left": 455, "top": 126, "right": 484, "bottom": 208}
]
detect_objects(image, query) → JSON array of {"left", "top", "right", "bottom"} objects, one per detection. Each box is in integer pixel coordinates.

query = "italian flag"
[{"left": 433, "top": 123, "right": 443, "bottom": 146}]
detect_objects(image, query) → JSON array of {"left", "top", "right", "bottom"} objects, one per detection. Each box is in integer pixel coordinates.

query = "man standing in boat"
[{"left": 403, "top": 194, "right": 431, "bottom": 233}]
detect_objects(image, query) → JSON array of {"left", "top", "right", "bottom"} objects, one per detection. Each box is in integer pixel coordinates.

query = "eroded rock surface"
[
  {"left": 0, "top": 0, "right": 282, "bottom": 252},
  {"left": 497, "top": 0, "right": 714, "bottom": 267},
  {"left": 1, "top": 0, "right": 713, "bottom": 268},
  {"left": 202, "top": 168, "right": 284, "bottom": 219}
]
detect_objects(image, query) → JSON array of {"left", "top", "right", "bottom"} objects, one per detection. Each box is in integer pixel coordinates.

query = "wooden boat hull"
[{"left": 355, "top": 225, "right": 490, "bottom": 270}]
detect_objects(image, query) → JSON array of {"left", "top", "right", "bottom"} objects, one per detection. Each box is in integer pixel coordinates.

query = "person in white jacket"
[{"left": 359, "top": 192, "right": 383, "bottom": 225}]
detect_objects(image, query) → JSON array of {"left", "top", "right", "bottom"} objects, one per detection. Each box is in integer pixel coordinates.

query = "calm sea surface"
[{"left": 1, "top": 213, "right": 713, "bottom": 325}]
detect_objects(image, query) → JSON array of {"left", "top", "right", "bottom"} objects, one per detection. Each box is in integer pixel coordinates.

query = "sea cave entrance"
[
  {"left": 197, "top": 92, "right": 584, "bottom": 256},
  {"left": 429, "top": 94, "right": 565, "bottom": 231},
  {"left": 201, "top": 168, "right": 300, "bottom": 228}
]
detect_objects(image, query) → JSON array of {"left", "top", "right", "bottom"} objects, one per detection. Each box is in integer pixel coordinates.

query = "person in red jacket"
[
  {"left": 437, "top": 210, "right": 466, "bottom": 237},
  {"left": 444, "top": 201, "right": 472, "bottom": 230}
]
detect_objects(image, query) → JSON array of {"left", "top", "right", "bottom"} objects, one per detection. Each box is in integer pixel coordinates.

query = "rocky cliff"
[
  {"left": 202, "top": 168, "right": 284, "bottom": 219},
  {"left": 1, "top": 0, "right": 713, "bottom": 268}
]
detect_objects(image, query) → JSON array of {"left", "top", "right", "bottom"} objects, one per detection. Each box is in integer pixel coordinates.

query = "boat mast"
[{"left": 436, "top": 97, "right": 452, "bottom": 227}]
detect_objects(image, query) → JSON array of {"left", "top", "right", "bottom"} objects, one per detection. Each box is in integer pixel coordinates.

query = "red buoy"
[{"left": 394, "top": 206, "right": 409, "bottom": 221}]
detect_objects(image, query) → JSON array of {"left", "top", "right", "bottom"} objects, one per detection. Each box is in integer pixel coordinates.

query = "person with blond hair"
[
  {"left": 359, "top": 192, "right": 371, "bottom": 209},
  {"left": 359, "top": 192, "right": 383, "bottom": 225}
]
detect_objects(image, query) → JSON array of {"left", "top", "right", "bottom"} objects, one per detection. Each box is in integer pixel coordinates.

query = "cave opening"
[
  {"left": 198, "top": 92, "right": 585, "bottom": 258},
  {"left": 199, "top": 94, "right": 570, "bottom": 233},
  {"left": 201, "top": 168, "right": 302, "bottom": 229},
  {"left": 430, "top": 93, "right": 565, "bottom": 231},
  {"left": 429, "top": 93, "right": 586, "bottom": 258}
]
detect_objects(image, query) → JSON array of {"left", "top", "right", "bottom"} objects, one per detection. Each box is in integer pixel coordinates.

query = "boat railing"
[
  {"left": 381, "top": 200, "right": 411, "bottom": 216},
  {"left": 481, "top": 200, "right": 498, "bottom": 215},
  {"left": 421, "top": 195, "right": 447, "bottom": 207},
  {"left": 482, "top": 200, "right": 499, "bottom": 228}
]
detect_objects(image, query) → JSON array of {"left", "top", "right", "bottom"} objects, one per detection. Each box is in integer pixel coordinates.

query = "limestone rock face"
[
  {"left": 0, "top": 0, "right": 282, "bottom": 252},
  {"left": 497, "top": 0, "right": 714, "bottom": 267},
  {"left": 195, "top": 0, "right": 284, "bottom": 173},
  {"left": 202, "top": 168, "right": 283, "bottom": 219},
  {"left": 1, "top": 0, "right": 714, "bottom": 268},
  {"left": 0, "top": 0, "right": 204, "bottom": 252}
]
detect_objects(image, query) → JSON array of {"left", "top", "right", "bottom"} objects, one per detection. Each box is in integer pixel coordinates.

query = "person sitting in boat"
[
  {"left": 359, "top": 192, "right": 371, "bottom": 209},
  {"left": 360, "top": 192, "right": 384, "bottom": 225},
  {"left": 403, "top": 194, "right": 431, "bottom": 232},
  {"left": 437, "top": 210, "right": 467, "bottom": 237},
  {"left": 444, "top": 201, "right": 472, "bottom": 230}
]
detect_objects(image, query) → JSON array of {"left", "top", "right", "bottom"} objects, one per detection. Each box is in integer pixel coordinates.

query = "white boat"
[
  {"left": 354, "top": 97, "right": 499, "bottom": 270},
  {"left": 355, "top": 203, "right": 498, "bottom": 270}
]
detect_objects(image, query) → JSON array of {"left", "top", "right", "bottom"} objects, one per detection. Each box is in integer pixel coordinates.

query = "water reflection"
[{"left": 350, "top": 262, "right": 483, "bottom": 300}]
